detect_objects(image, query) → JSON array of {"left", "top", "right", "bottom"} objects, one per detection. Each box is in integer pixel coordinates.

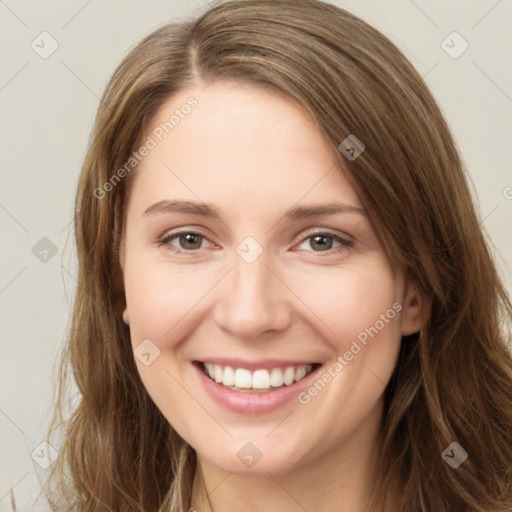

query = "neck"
[{"left": 189, "top": 401, "right": 397, "bottom": 512}]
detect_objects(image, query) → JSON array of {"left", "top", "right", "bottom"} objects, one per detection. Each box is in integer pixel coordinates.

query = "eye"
[
  {"left": 295, "top": 231, "right": 353, "bottom": 254},
  {"left": 158, "top": 231, "right": 214, "bottom": 253}
]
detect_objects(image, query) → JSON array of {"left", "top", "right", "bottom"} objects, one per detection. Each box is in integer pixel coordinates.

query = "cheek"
[
  {"left": 124, "top": 258, "right": 219, "bottom": 345},
  {"left": 122, "top": 256, "right": 214, "bottom": 433},
  {"left": 288, "top": 265, "right": 403, "bottom": 443},
  {"left": 287, "top": 260, "right": 402, "bottom": 344},
  {"left": 290, "top": 261, "right": 404, "bottom": 406}
]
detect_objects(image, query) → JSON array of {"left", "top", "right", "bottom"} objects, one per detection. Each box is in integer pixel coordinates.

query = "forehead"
[{"left": 127, "top": 81, "right": 361, "bottom": 216}]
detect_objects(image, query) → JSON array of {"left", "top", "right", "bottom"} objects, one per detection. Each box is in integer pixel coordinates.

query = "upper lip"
[{"left": 195, "top": 358, "right": 321, "bottom": 371}]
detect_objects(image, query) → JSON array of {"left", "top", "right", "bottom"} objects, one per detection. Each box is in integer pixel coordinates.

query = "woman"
[{"left": 39, "top": 0, "right": 512, "bottom": 510}]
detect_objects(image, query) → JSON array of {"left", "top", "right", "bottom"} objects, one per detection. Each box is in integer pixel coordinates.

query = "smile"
[
  {"left": 192, "top": 359, "right": 324, "bottom": 414},
  {"left": 196, "top": 361, "right": 321, "bottom": 393}
]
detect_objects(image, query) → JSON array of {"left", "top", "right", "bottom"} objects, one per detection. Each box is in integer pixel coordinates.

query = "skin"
[{"left": 120, "top": 81, "right": 427, "bottom": 512}]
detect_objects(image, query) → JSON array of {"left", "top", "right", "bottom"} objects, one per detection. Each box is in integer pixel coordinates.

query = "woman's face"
[{"left": 121, "top": 81, "right": 424, "bottom": 475}]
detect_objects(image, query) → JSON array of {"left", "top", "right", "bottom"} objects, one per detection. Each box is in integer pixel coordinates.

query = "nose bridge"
[{"left": 213, "top": 246, "right": 290, "bottom": 338}]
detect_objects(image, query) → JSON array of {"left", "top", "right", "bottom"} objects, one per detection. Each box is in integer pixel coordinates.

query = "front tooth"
[
  {"left": 252, "top": 369, "right": 270, "bottom": 389},
  {"left": 223, "top": 365, "right": 235, "bottom": 386},
  {"left": 270, "top": 368, "right": 284, "bottom": 387},
  {"left": 283, "top": 366, "right": 295, "bottom": 385},
  {"left": 214, "top": 364, "right": 223, "bottom": 383},
  {"left": 234, "top": 368, "right": 252, "bottom": 388}
]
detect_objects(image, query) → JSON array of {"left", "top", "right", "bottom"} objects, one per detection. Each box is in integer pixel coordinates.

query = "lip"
[{"left": 192, "top": 361, "right": 323, "bottom": 414}]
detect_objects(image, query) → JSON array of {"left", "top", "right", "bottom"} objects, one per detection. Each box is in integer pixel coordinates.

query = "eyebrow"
[{"left": 143, "top": 200, "right": 365, "bottom": 220}]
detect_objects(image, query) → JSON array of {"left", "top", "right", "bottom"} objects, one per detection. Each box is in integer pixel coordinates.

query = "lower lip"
[{"left": 193, "top": 362, "right": 322, "bottom": 414}]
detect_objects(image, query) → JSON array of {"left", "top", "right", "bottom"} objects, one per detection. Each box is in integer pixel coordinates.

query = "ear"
[
  {"left": 122, "top": 307, "right": 130, "bottom": 326},
  {"left": 401, "top": 281, "right": 430, "bottom": 336}
]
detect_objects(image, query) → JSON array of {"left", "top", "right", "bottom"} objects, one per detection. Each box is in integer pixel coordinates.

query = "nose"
[{"left": 213, "top": 250, "right": 292, "bottom": 340}]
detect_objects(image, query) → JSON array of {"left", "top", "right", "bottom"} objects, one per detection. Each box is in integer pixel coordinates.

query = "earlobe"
[
  {"left": 122, "top": 307, "right": 130, "bottom": 325},
  {"left": 401, "top": 284, "right": 430, "bottom": 336}
]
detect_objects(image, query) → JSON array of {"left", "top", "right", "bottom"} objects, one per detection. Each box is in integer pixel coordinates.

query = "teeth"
[
  {"left": 270, "top": 368, "right": 284, "bottom": 387},
  {"left": 283, "top": 367, "right": 295, "bottom": 385},
  {"left": 252, "top": 369, "right": 270, "bottom": 389},
  {"left": 295, "top": 366, "right": 306, "bottom": 382},
  {"left": 223, "top": 365, "right": 235, "bottom": 386},
  {"left": 234, "top": 368, "right": 252, "bottom": 388},
  {"left": 203, "top": 363, "right": 314, "bottom": 391}
]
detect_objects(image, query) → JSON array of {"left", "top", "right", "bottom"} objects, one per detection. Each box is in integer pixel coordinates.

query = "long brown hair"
[{"left": 35, "top": 0, "right": 512, "bottom": 510}]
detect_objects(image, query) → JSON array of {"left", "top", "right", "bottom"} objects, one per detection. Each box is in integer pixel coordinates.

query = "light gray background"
[{"left": 1, "top": 0, "right": 511, "bottom": 509}]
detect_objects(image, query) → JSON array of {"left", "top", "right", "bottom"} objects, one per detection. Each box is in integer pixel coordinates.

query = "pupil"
[{"left": 312, "top": 235, "right": 332, "bottom": 251}]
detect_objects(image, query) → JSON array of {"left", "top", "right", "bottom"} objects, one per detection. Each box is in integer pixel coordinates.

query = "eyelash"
[{"left": 157, "top": 229, "right": 354, "bottom": 255}]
